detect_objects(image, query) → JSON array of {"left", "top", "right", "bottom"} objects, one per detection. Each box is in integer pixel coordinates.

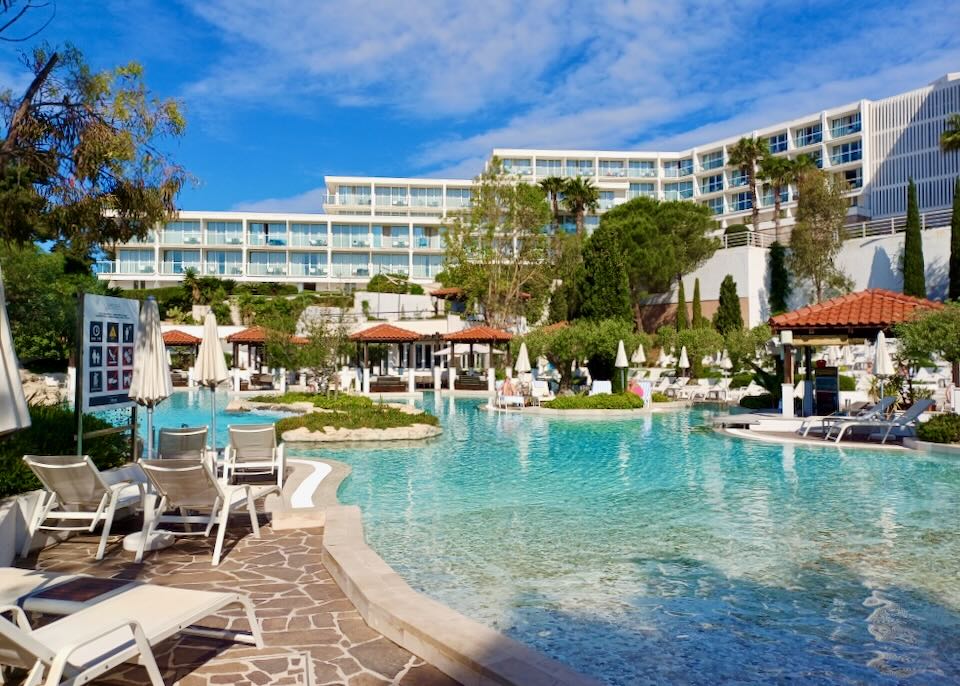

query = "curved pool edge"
[{"left": 312, "top": 457, "right": 602, "bottom": 686}]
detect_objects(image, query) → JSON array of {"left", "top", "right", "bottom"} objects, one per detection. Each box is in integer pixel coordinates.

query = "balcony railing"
[
  {"left": 248, "top": 236, "right": 288, "bottom": 247},
  {"left": 161, "top": 262, "right": 201, "bottom": 275},
  {"left": 504, "top": 167, "right": 533, "bottom": 176},
  {"left": 289, "top": 264, "right": 328, "bottom": 277},
  {"left": 830, "top": 151, "right": 862, "bottom": 166},
  {"left": 795, "top": 133, "right": 822, "bottom": 147},
  {"left": 699, "top": 158, "right": 724, "bottom": 171},
  {"left": 95, "top": 261, "right": 156, "bottom": 275},
  {"left": 565, "top": 168, "right": 595, "bottom": 177},
  {"left": 414, "top": 236, "right": 443, "bottom": 249},
  {"left": 204, "top": 263, "right": 244, "bottom": 276},
  {"left": 831, "top": 122, "right": 861, "bottom": 138},
  {"left": 206, "top": 235, "right": 244, "bottom": 246},
  {"left": 325, "top": 194, "right": 372, "bottom": 206},
  {"left": 376, "top": 197, "right": 409, "bottom": 207},
  {"left": 161, "top": 232, "right": 202, "bottom": 245},
  {"left": 598, "top": 167, "right": 627, "bottom": 177},
  {"left": 662, "top": 167, "right": 693, "bottom": 178},
  {"left": 289, "top": 236, "right": 328, "bottom": 247},
  {"left": 247, "top": 263, "right": 288, "bottom": 276},
  {"left": 331, "top": 267, "right": 370, "bottom": 278}
]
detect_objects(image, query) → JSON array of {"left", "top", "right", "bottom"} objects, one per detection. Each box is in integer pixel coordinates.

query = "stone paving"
[{"left": 15, "top": 516, "right": 459, "bottom": 686}]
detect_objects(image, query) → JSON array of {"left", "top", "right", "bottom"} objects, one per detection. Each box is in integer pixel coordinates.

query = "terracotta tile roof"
[
  {"left": 769, "top": 289, "right": 942, "bottom": 332},
  {"left": 349, "top": 323, "right": 421, "bottom": 343},
  {"left": 541, "top": 321, "right": 569, "bottom": 333},
  {"left": 226, "top": 326, "right": 309, "bottom": 345},
  {"left": 430, "top": 287, "right": 465, "bottom": 298},
  {"left": 162, "top": 330, "right": 201, "bottom": 346},
  {"left": 443, "top": 325, "right": 513, "bottom": 342}
]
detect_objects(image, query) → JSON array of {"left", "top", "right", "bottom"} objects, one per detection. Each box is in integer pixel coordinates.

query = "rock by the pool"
[{"left": 282, "top": 423, "right": 442, "bottom": 443}]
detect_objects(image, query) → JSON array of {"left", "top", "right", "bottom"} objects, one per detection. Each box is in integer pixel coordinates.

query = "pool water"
[{"left": 298, "top": 395, "right": 960, "bottom": 685}]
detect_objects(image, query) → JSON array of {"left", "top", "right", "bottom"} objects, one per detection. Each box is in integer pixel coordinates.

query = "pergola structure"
[
  {"left": 226, "top": 326, "right": 308, "bottom": 371},
  {"left": 769, "top": 288, "right": 942, "bottom": 415},
  {"left": 162, "top": 330, "right": 201, "bottom": 386},
  {"left": 442, "top": 326, "right": 513, "bottom": 391},
  {"left": 349, "top": 323, "right": 422, "bottom": 393}
]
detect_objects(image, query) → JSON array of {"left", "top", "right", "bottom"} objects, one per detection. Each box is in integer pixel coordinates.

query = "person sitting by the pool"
[{"left": 501, "top": 377, "right": 517, "bottom": 396}]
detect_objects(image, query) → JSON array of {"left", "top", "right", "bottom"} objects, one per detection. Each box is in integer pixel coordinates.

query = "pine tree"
[
  {"left": 676, "top": 279, "right": 689, "bottom": 330},
  {"left": 768, "top": 241, "right": 791, "bottom": 315},
  {"left": 902, "top": 177, "right": 926, "bottom": 298},
  {"left": 577, "top": 223, "right": 632, "bottom": 321},
  {"left": 950, "top": 177, "right": 960, "bottom": 301},
  {"left": 713, "top": 275, "right": 743, "bottom": 334},
  {"left": 692, "top": 278, "right": 704, "bottom": 328}
]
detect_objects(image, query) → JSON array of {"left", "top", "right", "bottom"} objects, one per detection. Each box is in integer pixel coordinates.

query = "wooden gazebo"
[
  {"left": 162, "top": 330, "right": 201, "bottom": 386},
  {"left": 226, "top": 326, "right": 308, "bottom": 371},
  {"left": 349, "top": 323, "right": 422, "bottom": 393},
  {"left": 442, "top": 326, "right": 513, "bottom": 390}
]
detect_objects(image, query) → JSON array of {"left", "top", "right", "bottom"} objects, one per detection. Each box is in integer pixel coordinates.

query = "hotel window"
[
  {"left": 663, "top": 159, "right": 693, "bottom": 178},
  {"left": 795, "top": 123, "right": 822, "bottom": 147},
  {"left": 761, "top": 185, "right": 789, "bottom": 207},
  {"left": 700, "top": 151, "right": 724, "bottom": 170},
  {"left": 376, "top": 186, "right": 408, "bottom": 207},
  {"left": 373, "top": 225, "right": 410, "bottom": 249},
  {"left": 565, "top": 159, "right": 594, "bottom": 177},
  {"left": 205, "top": 221, "right": 243, "bottom": 246},
  {"left": 830, "top": 140, "right": 862, "bottom": 165},
  {"left": 332, "top": 224, "right": 369, "bottom": 248},
  {"left": 599, "top": 191, "right": 615, "bottom": 210},
  {"left": 628, "top": 182, "right": 655, "bottom": 198},
  {"left": 336, "top": 185, "right": 372, "bottom": 206},
  {"left": 372, "top": 253, "right": 409, "bottom": 276},
  {"left": 410, "top": 187, "right": 442, "bottom": 207},
  {"left": 290, "top": 223, "right": 328, "bottom": 247},
  {"left": 628, "top": 160, "right": 657, "bottom": 178},
  {"left": 331, "top": 253, "right": 369, "bottom": 278},
  {"left": 502, "top": 159, "right": 533, "bottom": 175},
  {"left": 162, "top": 249, "right": 200, "bottom": 274},
  {"left": 701, "top": 174, "right": 723, "bottom": 194},
  {"left": 599, "top": 160, "right": 626, "bottom": 177},
  {"left": 162, "top": 220, "right": 201, "bottom": 245},
  {"left": 732, "top": 192, "right": 752, "bottom": 212},
  {"left": 413, "top": 225, "right": 442, "bottom": 249},
  {"left": 536, "top": 159, "right": 562, "bottom": 176},
  {"left": 118, "top": 249, "right": 155, "bottom": 274},
  {"left": 843, "top": 167, "right": 863, "bottom": 189},
  {"left": 831, "top": 113, "right": 861, "bottom": 138},
  {"left": 767, "top": 132, "right": 788, "bottom": 153},
  {"left": 413, "top": 254, "right": 443, "bottom": 279},
  {"left": 248, "top": 222, "right": 286, "bottom": 247},
  {"left": 205, "top": 251, "right": 242, "bottom": 276},
  {"left": 248, "top": 251, "right": 287, "bottom": 276},
  {"left": 809, "top": 149, "right": 823, "bottom": 168},
  {"left": 445, "top": 188, "right": 471, "bottom": 209},
  {"left": 290, "top": 252, "right": 327, "bottom": 277},
  {"left": 730, "top": 169, "right": 749, "bottom": 187},
  {"left": 703, "top": 197, "right": 724, "bottom": 215},
  {"left": 664, "top": 181, "right": 693, "bottom": 200}
]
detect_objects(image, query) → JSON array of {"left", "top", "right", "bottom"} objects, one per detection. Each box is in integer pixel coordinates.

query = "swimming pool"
[{"left": 299, "top": 395, "right": 960, "bottom": 685}]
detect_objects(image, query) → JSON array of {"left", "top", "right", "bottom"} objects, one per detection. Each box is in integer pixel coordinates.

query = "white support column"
[
  {"left": 487, "top": 368, "right": 495, "bottom": 393},
  {"left": 408, "top": 367, "right": 416, "bottom": 393},
  {"left": 433, "top": 366, "right": 442, "bottom": 391},
  {"left": 279, "top": 368, "right": 287, "bottom": 393},
  {"left": 233, "top": 367, "right": 241, "bottom": 392},
  {"left": 447, "top": 367, "right": 456, "bottom": 392},
  {"left": 781, "top": 383, "right": 795, "bottom": 418}
]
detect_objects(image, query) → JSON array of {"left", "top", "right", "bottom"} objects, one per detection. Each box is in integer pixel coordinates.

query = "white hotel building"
[{"left": 98, "top": 74, "right": 960, "bottom": 322}]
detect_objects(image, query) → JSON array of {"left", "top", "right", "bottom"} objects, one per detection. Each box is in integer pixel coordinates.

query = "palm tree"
[
  {"left": 539, "top": 176, "right": 566, "bottom": 229},
  {"left": 182, "top": 267, "right": 201, "bottom": 305},
  {"left": 759, "top": 155, "right": 793, "bottom": 242},
  {"left": 942, "top": 113, "right": 960, "bottom": 152},
  {"left": 562, "top": 176, "right": 599, "bottom": 236},
  {"left": 727, "top": 137, "right": 769, "bottom": 230}
]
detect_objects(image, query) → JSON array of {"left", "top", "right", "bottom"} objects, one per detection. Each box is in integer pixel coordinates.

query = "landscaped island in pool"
[{"left": 298, "top": 395, "right": 960, "bottom": 685}]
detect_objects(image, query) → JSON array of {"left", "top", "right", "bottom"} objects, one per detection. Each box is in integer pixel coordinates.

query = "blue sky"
[{"left": 2, "top": 1, "right": 959, "bottom": 212}]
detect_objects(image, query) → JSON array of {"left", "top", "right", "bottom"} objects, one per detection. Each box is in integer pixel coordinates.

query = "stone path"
[{"left": 17, "top": 517, "right": 458, "bottom": 686}]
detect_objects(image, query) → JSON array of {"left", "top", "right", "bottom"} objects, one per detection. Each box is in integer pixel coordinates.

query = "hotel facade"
[{"left": 98, "top": 73, "right": 960, "bottom": 313}]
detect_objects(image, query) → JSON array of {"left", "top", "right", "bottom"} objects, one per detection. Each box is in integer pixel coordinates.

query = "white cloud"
[{"left": 232, "top": 186, "right": 328, "bottom": 213}]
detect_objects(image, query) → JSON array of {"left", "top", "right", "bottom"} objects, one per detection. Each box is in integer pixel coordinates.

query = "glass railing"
[
  {"left": 830, "top": 151, "right": 862, "bottom": 165},
  {"left": 409, "top": 198, "right": 443, "bottom": 208},
  {"left": 627, "top": 168, "right": 657, "bottom": 178},
  {"left": 662, "top": 167, "right": 693, "bottom": 178},
  {"left": 626, "top": 191, "right": 656, "bottom": 200},
  {"left": 598, "top": 167, "right": 627, "bottom": 177},
  {"left": 161, "top": 232, "right": 202, "bottom": 245},
  {"left": 536, "top": 167, "right": 562, "bottom": 177},
  {"left": 289, "top": 235, "right": 328, "bottom": 247},
  {"left": 413, "top": 235, "right": 442, "bottom": 249},
  {"left": 289, "top": 263, "right": 328, "bottom": 277},
  {"left": 729, "top": 176, "right": 748, "bottom": 188},
  {"left": 248, "top": 235, "right": 288, "bottom": 247},
  {"left": 445, "top": 198, "right": 471, "bottom": 209},
  {"left": 504, "top": 166, "right": 533, "bottom": 176},
  {"left": 204, "top": 263, "right": 244, "bottom": 276},
  {"left": 699, "top": 158, "right": 724, "bottom": 171},
  {"left": 599, "top": 199, "right": 615, "bottom": 210},
  {"left": 160, "top": 262, "right": 201, "bottom": 275},
  {"left": 701, "top": 183, "right": 724, "bottom": 194},
  {"left": 795, "top": 133, "right": 821, "bottom": 147},
  {"left": 206, "top": 234, "right": 244, "bottom": 246},
  {"left": 376, "top": 197, "right": 408, "bottom": 207},
  {"left": 831, "top": 123, "right": 861, "bottom": 138},
  {"left": 247, "top": 263, "right": 288, "bottom": 276},
  {"left": 565, "top": 168, "right": 595, "bottom": 177},
  {"left": 331, "top": 266, "right": 370, "bottom": 278}
]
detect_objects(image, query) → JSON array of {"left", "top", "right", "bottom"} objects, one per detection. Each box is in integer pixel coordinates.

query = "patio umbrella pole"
[{"left": 210, "top": 384, "right": 217, "bottom": 453}]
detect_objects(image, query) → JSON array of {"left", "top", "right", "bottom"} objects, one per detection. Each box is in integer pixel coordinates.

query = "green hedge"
[
  {"left": 730, "top": 371, "right": 754, "bottom": 389},
  {"left": 274, "top": 404, "right": 438, "bottom": 435},
  {"left": 916, "top": 415, "right": 960, "bottom": 444},
  {"left": 0, "top": 405, "right": 129, "bottom": 498},
  {"left": 740, "top": 393, "right": 776, "bottom": 410},
  {"left": 250, "top": 392, "right": 375, "bottom": 410},
  {"left": 838, "top": 374, "right": 857, "bottom": 391},
  {"left": 542, "top": 393, "right": 644, "bottom": 410},
  {"left": 652, "top": 392, "right": 670, "bottom": 403},
  {"left": 725, "top": 223, "right": 749, "bottom": 235}
]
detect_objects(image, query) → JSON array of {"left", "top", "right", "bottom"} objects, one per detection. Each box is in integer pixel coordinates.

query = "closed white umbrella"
[
  {"left": 657, "top": 348, "right": 670, "bottom": 367},
  {"left": 129, "top": 297, "right": 172, "bottom": 458},
  {"left": 631, "top": 344, "right": 646, "bottom": 365},
  {"left": 195, "top": 312, "right": 229, "bottom": 451},
  {"left": 615, "top": 340, "right": 629, "bottom": 389},
  {"left": 515, "top": 342, "right": 532, "bottom": 374},
  {"left": 874, "top": 330, "right": 894, "bottom": 399},
  {"left": 719, "top": 349, "right": 733, "bottom": 372},
  {"left": 0, "top": 263, "right": 29, "bottom": 435},
  {"left": 678, "top": 346, "right": 690, "bottom": 376}
]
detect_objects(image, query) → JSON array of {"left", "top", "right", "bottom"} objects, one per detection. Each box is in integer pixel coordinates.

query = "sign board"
[{"left": 81, "top": 294, "right": 139, "bottom": 412}]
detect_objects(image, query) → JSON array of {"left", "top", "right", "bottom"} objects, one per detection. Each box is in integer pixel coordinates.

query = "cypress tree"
[
  {"left": 950, "top": 177, "right": 960, "bottom": 301},
  {"left": 676, "top": 279, "right": 689, "bottom": 330},
  {"left": 902, "top": 177, "right": 926, "bottom": 298},
  {"left": 577, "top": 223, "right": 632, "bottom": 321},
  {"left": 713, "top": 275, "right": 743, "bottom": 334},
  {"left": 692, "top": 278, "right": 704, "bottom": 328},
  {"left": 768, "top": 241, "right": 791, "bottom": 315}
]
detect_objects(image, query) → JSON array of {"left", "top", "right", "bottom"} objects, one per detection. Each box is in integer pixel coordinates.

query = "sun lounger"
[
  {"left": 0, "top": 568, "right": 263, "bottom": 685},
  {"left": 665, "top": 377, "right": 691, "bottom": 398},
  {"left": 705, "top": 378, "right": 733, "bottom": 400},
  {"left": 21, "top": 455, "right": 145, "bottom": 561},
  {"left": 530, "top": 379, "right": 554, "bottom": 406},
  {"left": 224, "top": 424, "right": 286, "bottom": 489},
  {"left": 498, "top": 394, "right": 525, "bottom": 409},
  {"left": 828, "top": 398, "right": 934, "bottom": 444},
  {"left": 137, "top": 459, "right": 273, "bottom": 566},
  {"left": 589, "top": 380, "right": 613, "bottom": 396},
  {"left": 156, "top": 426, "right": 208, "bottom": 460},
  {"left": 797, "top": 396, "right": 895, "bottom": 437}
]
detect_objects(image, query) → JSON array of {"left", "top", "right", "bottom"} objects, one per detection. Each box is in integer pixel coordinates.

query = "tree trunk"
[
  {"left": 773, "top": 186, "right": 782, "bottom": 243},
  {"left": 576, "top": 208, "right": 584, "bottom": 237},
  {"left": 750, "top": 173, "right": 760, "bottom": 230},
  {"left": 0, "top": 51, "right": 59, "bottom": 165}
]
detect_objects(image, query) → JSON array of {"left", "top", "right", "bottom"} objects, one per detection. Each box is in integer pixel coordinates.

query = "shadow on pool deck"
[{"left": 15, "top": 515, "right": 458, "bottom": 686}]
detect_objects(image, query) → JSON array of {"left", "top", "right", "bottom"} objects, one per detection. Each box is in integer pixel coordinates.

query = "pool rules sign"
[{"left": 81, "top": 294, "right": 139, "bottom": 412}]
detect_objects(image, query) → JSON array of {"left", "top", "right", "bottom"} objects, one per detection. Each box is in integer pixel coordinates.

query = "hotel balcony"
[
  {"left": 161, "top": 262, "right": 202, "bottom": 275},
  {"left": 95, "top": 261, "right": 156, "bottom": 275},
  {"left": 161, "top": 232, "right": 202, "bottom": 245},
  {"left": 206, "top": 235, "right": 244, "bottom": 246},
  {"left": 204, "top": 263, "right": 244, "bottom": 276},
  {"left": 598, "top": 167, "right": 628, "bottom": 178},
  {"left": 289, "top": 263, "right": 328, "bottom": 277},
  {"left": 830, "top": 122, "right": 861, "bottom": 139},
  {"left": 662, "top": 167, "right": 693, "bottom": 178},
  {"left": 247, "top": 263, "right": 289, "bottom": 277},
  {"left": 249, "top": 236, "right": 288, "bottom": 247},
  {"left": 289, "top": 236, "right": 329, "bottom": 248}
]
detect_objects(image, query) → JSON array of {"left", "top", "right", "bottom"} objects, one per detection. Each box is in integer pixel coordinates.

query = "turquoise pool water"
[{"left": 298, "top": 395, "right": 960, "bottom": 685}]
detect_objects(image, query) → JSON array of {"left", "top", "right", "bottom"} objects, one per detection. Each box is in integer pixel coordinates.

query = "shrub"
[
  {"left": 740, "top": 393, "right": 775, "bottom": 410},
  {"left": 249, "top": 392, "right": 376, "bottom": 411},
  {"left": 542, "top": 393, "right": 644, "bottom": 410},
  {"left": 838, "top": 374, "right": 857, "bottom": 391},
  {"left": 652, "top": 392, "right": 670, "bottom": 403},
  {"left": 730, "top": 371, "right": 754, "bottom": 388},
  {"left": 916, "top": 414, "right": 960, "bottom": 444},
  {"left": 0, "top": 405, "right": 129, "bottom": 498},
  {"left": 274, "top": 403, "right": 438, "bottom": 436},
  {"left": 725, "top": 223, "right": 749, "bottom": 235}
]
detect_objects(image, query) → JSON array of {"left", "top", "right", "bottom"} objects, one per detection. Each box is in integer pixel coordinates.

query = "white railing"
[
  {"left": 841, "top": 208, "right": 953, "bottom": 240},
  {"left": 719, "top": 231, "right": 776, "bottom": 249}
]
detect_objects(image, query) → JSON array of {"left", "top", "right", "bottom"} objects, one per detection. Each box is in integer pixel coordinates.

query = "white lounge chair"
[
  {"left": 137, "top": 459, "right": 272, "bottom": 566},
  {"left": 530, "top": 379, "right": 554, "bottom": 406},
  {"left": 829, "top": 398, "right": 934, "bottom": 444},
  {"left": 156, "top": 426, "right": 208, "bottom": 460},
  {"left": 665, "top": 377, "right": 691, "bottom": 398},
  {"left": 705, "top": 378, "right": 733, "bottom": 401},
  {"left": 21, "top": 455, "right": 145, "bottom": 561},
  {"left": 0, "top": 568, "right": 263, "bottom": 685},
  {"left": 224, "top": 424, "right": 286, "bottom": 489},
  {"left": 589, "top": 380, "right": 613, "bottom": 396},
  {"left": 797, "top": 396, "right": 896, "bottom": 437}
]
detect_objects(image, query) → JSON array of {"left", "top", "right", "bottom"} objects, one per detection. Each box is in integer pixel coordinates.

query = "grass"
[
  {"left": 250, "top": 392, "right": 376, "bottom": 410},
  {"left": 542, "top": 393, "right": 644, "bottom": 410},
  {"left": 257, "top": 391, "right": 440, "bottom": 436}
]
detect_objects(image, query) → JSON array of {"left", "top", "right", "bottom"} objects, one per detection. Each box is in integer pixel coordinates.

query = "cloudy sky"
[{"left": 3, "top": 1, "right": 959, "bottom": 211}]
